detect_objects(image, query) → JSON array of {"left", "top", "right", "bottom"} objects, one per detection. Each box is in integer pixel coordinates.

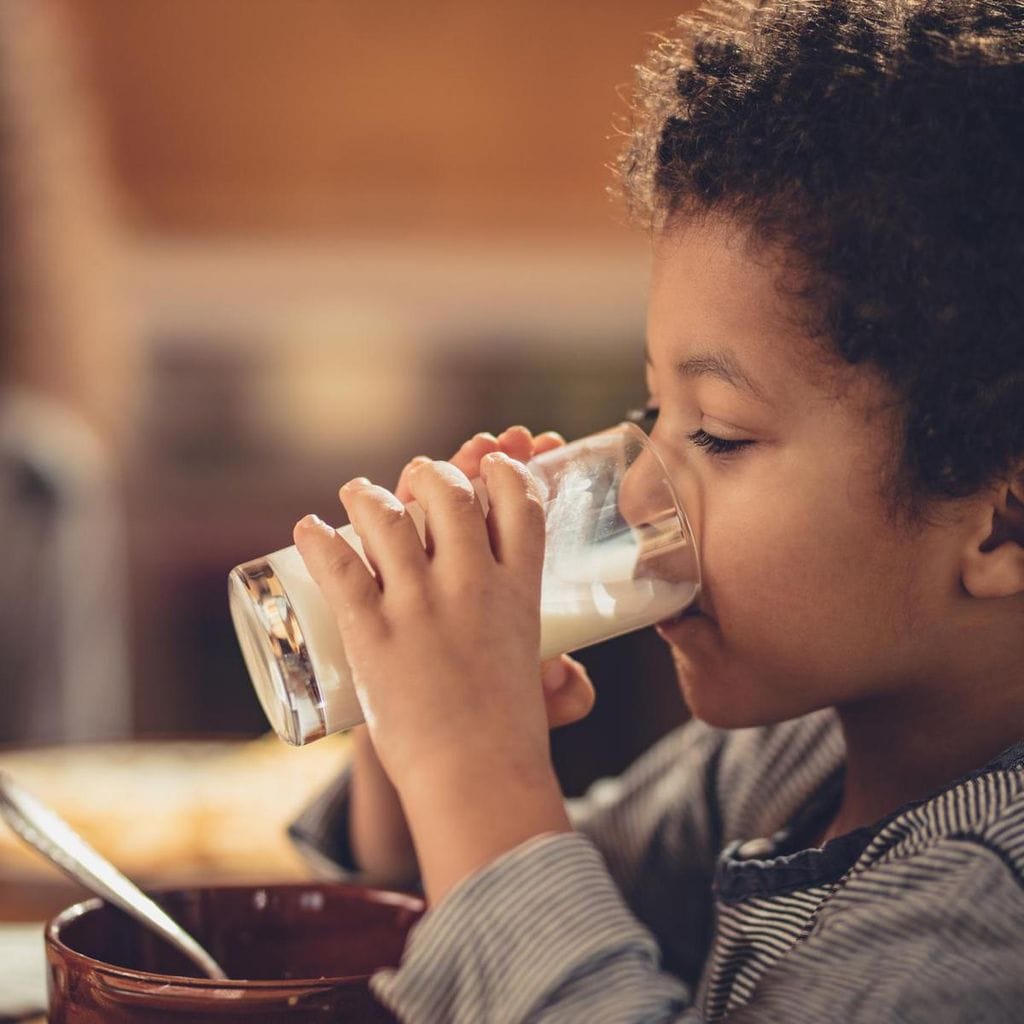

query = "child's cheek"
[{"left": 698, "top": 473, "right": 818, "bottom": 621}]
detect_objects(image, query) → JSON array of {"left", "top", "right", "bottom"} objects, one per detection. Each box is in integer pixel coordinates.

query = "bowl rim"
[{"left": 44, "top": 881, "right": 425, "bottom": 989}]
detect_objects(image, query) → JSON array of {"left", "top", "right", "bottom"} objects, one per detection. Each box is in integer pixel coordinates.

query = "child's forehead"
[{"left": 645, "top": 215, "right": 861, "bottom": 405}]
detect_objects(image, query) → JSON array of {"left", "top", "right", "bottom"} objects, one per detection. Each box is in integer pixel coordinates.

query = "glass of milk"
[{"left": 229, "top": 421, "right": 700, "bottom": 745}]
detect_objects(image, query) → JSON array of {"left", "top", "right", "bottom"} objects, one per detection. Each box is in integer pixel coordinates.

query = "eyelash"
[
  {"left": 627, "top": 406, "right": 755, "bottom": 457},
  {"left": 689, "top": 430, "right": 754, "bottom": 456}
]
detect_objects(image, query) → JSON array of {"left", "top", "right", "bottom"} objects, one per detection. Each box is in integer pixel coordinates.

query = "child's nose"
[{"left": 618, "top": 443, "right": 674, "bottom": 527}]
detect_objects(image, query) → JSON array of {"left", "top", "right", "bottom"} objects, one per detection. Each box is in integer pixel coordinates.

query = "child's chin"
[{"left": 674, "top": 666, "right": 790, "bottom": 730}]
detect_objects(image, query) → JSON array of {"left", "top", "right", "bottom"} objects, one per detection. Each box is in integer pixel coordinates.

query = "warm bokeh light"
[{"left": 4, "top": 0, "right": 694, "bottom": 784}]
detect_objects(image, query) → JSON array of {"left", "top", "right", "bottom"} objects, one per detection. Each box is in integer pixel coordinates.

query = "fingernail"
[
  {"left": 341, "top": 477, "right": 370, "bottom": 492},
  {"left": 541, "top": 658, "right": 569, "bottom": 693},
  {"left": 476, "top": 432, "right": 498, "bottom": 443},
  {"left": 297, "top": 513, "right": 328, "bottom": 532},
  {"left": 480, "top": 451, "right": 507, "bottom": 472}
]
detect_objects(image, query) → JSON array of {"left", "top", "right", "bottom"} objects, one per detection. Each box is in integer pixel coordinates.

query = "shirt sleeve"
[
  {"left": 288, "top": 757, "right": 424, "bottom": 892},
  {"left": 370, "top": 831, "right": 704, "bottom": 1024},
  {"left": 566, "top": 718, "right": 725, "bottom": 986},
  {"left": 290, "top": 719, "right": 726, "bottom": 980},
  {"left": 288, "top": 762, "right": 365, "bottom": 882}
]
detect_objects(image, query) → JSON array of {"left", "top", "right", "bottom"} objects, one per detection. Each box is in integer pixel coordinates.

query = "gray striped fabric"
[{"left": 290, "top": 709, "right": 1024, "bottom": 1022}]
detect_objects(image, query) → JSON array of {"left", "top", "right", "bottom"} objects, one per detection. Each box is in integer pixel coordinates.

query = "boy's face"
[{"left": 646, "top": 216, "right": 961, "bottom": 727}]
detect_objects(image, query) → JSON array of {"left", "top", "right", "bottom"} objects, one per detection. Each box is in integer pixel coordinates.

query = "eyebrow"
[{"left": 645, "top": 346, "right": 770, "bottom": 403}]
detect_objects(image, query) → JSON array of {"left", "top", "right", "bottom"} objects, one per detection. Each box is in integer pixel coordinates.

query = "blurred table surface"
[{"left": 0, "top": 732, "right": 352, "bottom": 906}]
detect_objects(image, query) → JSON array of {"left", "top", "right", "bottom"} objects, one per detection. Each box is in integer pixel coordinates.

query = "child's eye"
[
  {"left": 627, "top": 408, "right": 754, "bottom": 457},
  {"left": 687, "top": 428, "right": 755, "bottom": 457}
]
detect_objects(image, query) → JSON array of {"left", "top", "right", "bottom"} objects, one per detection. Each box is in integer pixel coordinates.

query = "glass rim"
[
  {"left": 45, "top": 884, "right": 424, "bottom": 989},
  {"left": 615, "top": 419, "right": 703, "bottom": 599}
]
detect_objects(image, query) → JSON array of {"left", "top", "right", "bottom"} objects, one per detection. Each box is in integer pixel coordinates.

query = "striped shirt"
[{"left": 290, "top": 709, "right": 1024, "bottom": 1022}]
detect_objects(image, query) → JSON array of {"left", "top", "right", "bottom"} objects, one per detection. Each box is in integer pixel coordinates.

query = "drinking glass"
[{"left": 229, "top": 421, "right": 700, "bottom": 745}]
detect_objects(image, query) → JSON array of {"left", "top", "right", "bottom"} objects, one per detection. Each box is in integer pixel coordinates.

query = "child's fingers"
[
  {"left": 403, "top": 460, "right": 493, "bottom": 572},
  {"left": 395, "top": 455, "right": 432, "bottom": 504},
  {"left": 396, "top": 434, "right": 500, "bottom": 503},
  {"left": 541, "top": 655, "right": 596, "bottom": 728},
  {"left": 532, "top": 431, "right": 566, "bottom": 457},
  {"left": 496, "top": 425, "right": 565, "bottom": 463},
  {"left": 294, "top": 514, "right": 382, "bottom": 625},
  {"left": 496, "top": 425, "right": 535, "bottom": 462},
  {"left": 338, "top": 479, "right": 429, "bottom": 594},
  {"left": 395, "top": 430, "right": 557, "bottom": 505},
  {"left": 479, "top": 451, "right": 546, "bottom": 575},
  {"left": 448, "top": 432, "right": 500, "bottom": 481}
]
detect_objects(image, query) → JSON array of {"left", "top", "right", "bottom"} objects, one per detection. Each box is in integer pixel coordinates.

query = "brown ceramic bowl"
[{"left": 45, "top": 882, "right": 424, "bottom": 1022}]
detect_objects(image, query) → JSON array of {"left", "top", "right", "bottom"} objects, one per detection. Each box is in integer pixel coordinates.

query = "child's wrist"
[
  {"left": 398, "top": 755, "right": 570, "bottom": 904},
  {"left": 387, "top": 729, "right": 554, "bottom": 796}
]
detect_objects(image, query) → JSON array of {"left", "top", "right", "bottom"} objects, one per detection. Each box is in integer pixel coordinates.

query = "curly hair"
[{"left": 618, "top": 0, "right": 1024, "bottom": 513}]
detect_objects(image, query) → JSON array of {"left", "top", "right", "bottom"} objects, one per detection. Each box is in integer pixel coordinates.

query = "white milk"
[
  {"left": 266, "top": 503, "right": 696, "bottom": 735},
  {"left": 538, "top": 577, "right": 696, "bottom": 659}
]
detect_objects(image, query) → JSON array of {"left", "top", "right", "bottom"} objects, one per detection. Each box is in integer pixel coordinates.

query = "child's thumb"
[
  {"left": 541, "top": 656, "right": 570, "bottom": 692},
  {"left": 540, "top": 655, "right": 595, "bottom": 728}
]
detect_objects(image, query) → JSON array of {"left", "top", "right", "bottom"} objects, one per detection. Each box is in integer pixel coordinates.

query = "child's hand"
[
  {"left": 340, "top": 427, "right": 592, "bottom": 892},
  {"left": 394, "top": 426, "right": 595, "bottom": 732},
  {"left": 295, "top": 425, "right": 593, "bottom": 786},
  {"left": 295, "top": 425, "right": 579, "bottom": 900}
]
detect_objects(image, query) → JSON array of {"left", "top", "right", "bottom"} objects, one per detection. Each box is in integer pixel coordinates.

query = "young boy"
[{"left": 290, "top": 0, "right": 1024, "bottom": 1018}]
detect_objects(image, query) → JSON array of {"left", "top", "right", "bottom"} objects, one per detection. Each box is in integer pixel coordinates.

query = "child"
[{"left": 290, "top": 0, "right": 1024, "bottom": 1018}]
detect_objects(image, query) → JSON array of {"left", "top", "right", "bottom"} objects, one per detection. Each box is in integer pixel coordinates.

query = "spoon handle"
[{"left": 0, "top": 771, "right": 228, "bottom": 981}]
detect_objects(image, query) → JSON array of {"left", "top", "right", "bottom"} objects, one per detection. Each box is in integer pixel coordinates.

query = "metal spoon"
[{"left": 0, "top": 770, "right": 228, "bottom": 981}]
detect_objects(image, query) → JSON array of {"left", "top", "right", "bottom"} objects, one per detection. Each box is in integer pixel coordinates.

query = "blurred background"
[{"left": 1, "top": 0, "right": 698, "bottom": 798}]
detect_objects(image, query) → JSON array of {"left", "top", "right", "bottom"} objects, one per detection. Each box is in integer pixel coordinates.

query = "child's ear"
[{"left": 961, "top": 470, "right": 1024, "bottom": 600}]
